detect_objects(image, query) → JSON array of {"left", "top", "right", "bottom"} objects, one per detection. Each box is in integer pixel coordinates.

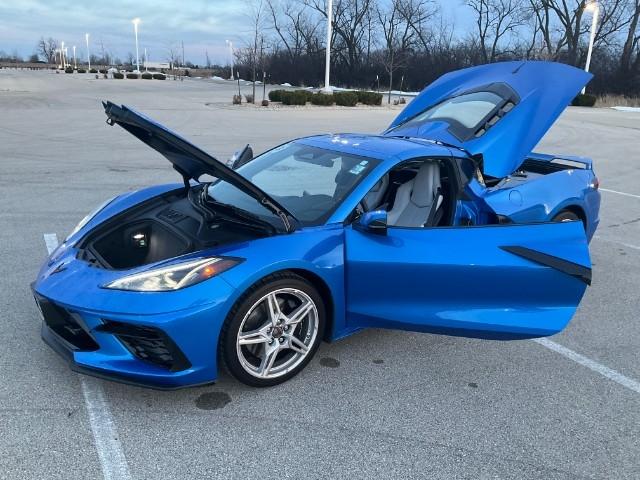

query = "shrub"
[
  {"left": 77, "top": 68, "right": 86, "bottom": 73},
  {"left": 152, "top": 73, "right": 166, "bottom": 80},
  {"left": 89, "top": 68, "right": 98, "bottom": 73},
  {"left": 334, "top": 91, "right": 358, "bottom": 107},
  {"left": 399, "top": 97, "right": 407, "bottom": 104},
  {"left": 64, "top": 67, "right": 74, "bottom": 73},
  {"left": 571, "top": 94, "right": 597, "bottom": 107},
  {"left": 126, "top": 73, "right": 139, "bottom": 79},
  {"left": 268, "top": 89, "right": 286, "bottom": 102},
  {"left": 261, "top": 99, "right": 269, "bottom": 107},
  {"left": 141, "top": 72, "right": 153, "bottom": 80},
  {"left": 281, "top": 90, "right": 307, "bottom": 105},
  {"left": 301, "top": 90, "right": 314, "bottom": 102},
  {"left": 245, "top": 94, "right": 254, "bottom": 103},
  {"left": 356, "top": 91, "right": 383, "bottom": 105},
  {"left": 311, "top": 93, "right": 334, "bottom": 106},
  {"left": 99, "top": 69, "right": 107, "bottom": 74},
  {"left": 113, "top": 72, "right": 124, "bottom": 79},
  {"left": 232, "top": 94, "right": 242, "bottom": 104}
]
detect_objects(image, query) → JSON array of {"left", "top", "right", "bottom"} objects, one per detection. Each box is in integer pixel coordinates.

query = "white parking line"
[
  {"left": 534, "top": 338, "right": 640, "bottom": 394},
  {"left": 43, "top": 233, "right": 131, "bottom": 480},
  {"left": 593, "top": 235, "right": 640, "bottom": 251},
  {"left": 600, "top": 188, "right": 640, "bottom": 199}
]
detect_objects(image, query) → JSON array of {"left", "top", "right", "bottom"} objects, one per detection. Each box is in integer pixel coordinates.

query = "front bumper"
[{"left": 32, "top": 256, "right": 238, "bottom": 389}]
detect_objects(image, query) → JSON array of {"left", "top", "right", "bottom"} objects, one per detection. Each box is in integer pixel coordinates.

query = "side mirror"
[
  {"left": 227, "top": 144, "right": 253, "bottom": 169},
  {"left": 355, "top": 210, "right": 387, "bottom": 235}
]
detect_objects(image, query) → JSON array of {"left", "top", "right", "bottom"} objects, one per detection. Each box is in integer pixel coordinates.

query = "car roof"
[{"left": 294, "top": 133, "right": 456, "bottom": 168}]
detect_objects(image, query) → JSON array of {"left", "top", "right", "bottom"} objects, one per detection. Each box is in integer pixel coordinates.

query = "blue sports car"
[{"left": 33, "top": 61, "right": 600, "bottom": 388}]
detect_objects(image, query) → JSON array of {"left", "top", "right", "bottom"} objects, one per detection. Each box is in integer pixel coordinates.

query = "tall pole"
[
  {"left": 226, "top": 40, "right": 234, "bottom": 79},
  {"left": 133, "top": 18, "right": 141, "bottom": 72},
  {"left": 323, "top": 0, "right": 333, "bottom": 92},
  {"left": 61, "top": 41, "right": 65, "bottom": 68},
  {"left": 73, "top": 46, "right": 77, "bottom": 69},
  {"left": 181, "top": 41, "right": 185, "bottom": 68},
  {"left": 86, "top": 33, "right": 90, "bottom": 70},
  {"left": 582, "top": 2, "right": 599, "bottom": 94},
  {"left": 144, "top": 48, "right": 148, "bottom": 71}
]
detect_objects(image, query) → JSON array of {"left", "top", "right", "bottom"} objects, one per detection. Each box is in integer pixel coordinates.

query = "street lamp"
[
  {"left": 582, "top": 1, "right": 599, "bottom": 94},
  {"left": 225, "top": 40, "right": 234, "bottom": 79},
  {"left": 132, "top": 18, "right": 141, "bottom": 73},
  {"left": 61, "top": 41, "right": 65, "bottom": 68},
  {"left": 86, "top": 33, "right": 91, "bottom": 71},
  {"left": 73, "top": 45, "right": 77, "bottom": 69},
  {"left": 144, "top": 48, "right": 148, "bottom": 71},
  {"left": 322, "top": 0, "right": 333, "bottom": 93}
]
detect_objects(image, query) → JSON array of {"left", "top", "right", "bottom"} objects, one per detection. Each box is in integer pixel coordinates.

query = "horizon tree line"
[{"left": 7, "top": 0, "right": 640, "bottom": 95}]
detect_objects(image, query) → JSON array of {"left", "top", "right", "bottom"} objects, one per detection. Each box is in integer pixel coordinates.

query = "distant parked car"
[{"left": 33, "top": 61, "right": 600, "bottom": 389}]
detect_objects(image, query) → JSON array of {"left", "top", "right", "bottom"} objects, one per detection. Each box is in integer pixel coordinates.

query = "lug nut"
[{"left": 279, "top": 337, "right": 284, "bottom": 343}]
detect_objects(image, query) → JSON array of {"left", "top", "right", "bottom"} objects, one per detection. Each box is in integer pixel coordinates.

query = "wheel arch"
[
  {"left": 286, "top": 268, "right": 335, "bottom": 342},
  {"left": 554, "top": 203, "right": 587, "bottom": 228}
]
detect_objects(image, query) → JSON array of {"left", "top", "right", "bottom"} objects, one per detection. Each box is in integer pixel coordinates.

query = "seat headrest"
[{"left": 410, "top": 162, "right": 440, "bottom": 208}]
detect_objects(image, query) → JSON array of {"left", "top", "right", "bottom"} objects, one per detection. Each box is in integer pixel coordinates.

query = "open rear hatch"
[{"left": 384, "top": 61, "right": 592, "bottom": 178}]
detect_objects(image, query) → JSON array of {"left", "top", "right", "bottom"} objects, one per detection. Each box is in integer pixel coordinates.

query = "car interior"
[{"left": 357, "top": 159, "right": 455, "bottom": 228}]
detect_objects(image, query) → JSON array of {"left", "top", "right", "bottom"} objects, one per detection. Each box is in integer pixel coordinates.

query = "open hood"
[
  {"left": 103, "top": 101, "right": 296, "bottom": 231},
  {"left": 384, "top": 61, "right": 592, "bottom": 178}
]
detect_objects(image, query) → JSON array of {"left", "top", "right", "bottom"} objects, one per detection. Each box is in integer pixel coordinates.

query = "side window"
[{"left": 359, "top": 158, "right": 454, "bottom": 228}]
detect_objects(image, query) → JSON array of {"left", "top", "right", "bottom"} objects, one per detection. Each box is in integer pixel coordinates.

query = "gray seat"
[
  {"left": 362, "top": 174, "right": 389, "bottom": 211},
  {"left": 387, "top": 163, "right": 442, "bottom": 227}
]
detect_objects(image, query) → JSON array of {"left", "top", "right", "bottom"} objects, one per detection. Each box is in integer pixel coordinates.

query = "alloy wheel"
[{"left": 235, "top": 287, "right": 319, "bottom": 379}]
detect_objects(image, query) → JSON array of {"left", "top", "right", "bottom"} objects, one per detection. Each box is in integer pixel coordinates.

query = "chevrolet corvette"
[{"left": 33, "top": 61, "right": 600, "bottom": 388}]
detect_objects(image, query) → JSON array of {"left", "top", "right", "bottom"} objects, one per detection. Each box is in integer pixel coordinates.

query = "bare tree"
[
  {"left": 165, "top": 43, "right": 181, "bottom": 68},
  {"left": 36, "top": 37, "right": 58, "bottom": 63},
  {"left": 303, "top": 0, "right": 372, "bottom": 75},
  {"left": 246, "top": 0, "right": 267, "bottom": 102},
  {"left": 620, "top": 0, "right": 640, "bottom": 72},
  {"left": 398, "top": 0, "right": 439, "bottom": 53},
  {"left": 467, "top": 0, "right": 528, "bottom": 62},
  {"left": 377, "top": 0, "right": 415, "bottom": 102}
]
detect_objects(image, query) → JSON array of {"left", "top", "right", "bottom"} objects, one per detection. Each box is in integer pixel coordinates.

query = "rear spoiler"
[{"left": 528, "top": 152, "right": 593, "bottom": 170}]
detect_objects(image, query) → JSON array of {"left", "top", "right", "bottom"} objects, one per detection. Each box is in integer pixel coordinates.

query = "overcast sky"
[{"left": 0, "top": 0, "right": 471, "bottom": 64}]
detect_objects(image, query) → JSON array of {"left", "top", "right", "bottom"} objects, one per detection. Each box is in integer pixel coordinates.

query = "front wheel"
[{"left": 220, "top": 273, "right": 325, "bottom": 387}]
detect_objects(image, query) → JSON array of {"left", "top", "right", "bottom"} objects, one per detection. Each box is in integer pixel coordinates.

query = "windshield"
[{"left": 208, "top": 142, "right": 379, "bottom": 226}]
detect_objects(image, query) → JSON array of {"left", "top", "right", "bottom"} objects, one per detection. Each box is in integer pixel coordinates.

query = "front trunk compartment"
[{"left": 77, "top": 187, "right": 268, "bottom": 270}]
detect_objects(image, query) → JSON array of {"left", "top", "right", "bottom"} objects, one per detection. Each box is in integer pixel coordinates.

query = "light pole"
[
  {"left": 144, "top": 48, "right": 148, "bottom": 71},
  {"left": 73, "top": 45, "right": 77, "bottom": 69},
  {"left": 225, "top": 40, "right": 234, "bottom": 79},
  {"left": 322, "top": 0, "right": 333, "bottom": 93},
  {"left": 61, "top": 41, "right": 65, "bottom": 68},
  {"left": 582, "top": 1, "right": 599, "bottom": 94},
  {"left": 86, "top": 33, "right": 90, "bottom": 71},
  {"left": 132, "top": 18, "right": 141, "bottom": 73}
]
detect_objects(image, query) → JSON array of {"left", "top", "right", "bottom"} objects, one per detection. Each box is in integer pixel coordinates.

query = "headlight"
[
  {"left": 103, "top": 257, "right": 241, "bottom": 292},
  {"left": 67, "top": 197, "right": 116, "bottom": 240}
]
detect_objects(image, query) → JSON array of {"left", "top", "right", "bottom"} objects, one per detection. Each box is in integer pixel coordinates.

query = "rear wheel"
[
  {"left": 220, "top": 273, "right": 325, "bottom": 387},
  {"left": 552, "top": 210, "right": 581, "bottom": 223}
]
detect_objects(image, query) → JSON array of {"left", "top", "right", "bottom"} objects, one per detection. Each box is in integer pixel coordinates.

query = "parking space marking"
[
  {"left": 534, "top": 338, "right": 640, "bottom": 394},
  {"left": 600, "top": 188, "right": 640, "bottom": 199},
  {"left": 593, "top": 235, "right": 640, "bottom": 251},
  {"left": 43, "top": 233, "right": 132, "bottom": 480}
]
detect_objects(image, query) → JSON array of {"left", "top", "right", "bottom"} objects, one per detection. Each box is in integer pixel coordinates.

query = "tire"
[
  {"left": 220, "top": 272, "right": 326, "bottom": 387},
  {"left": 552, "top": 210, "right": 581, "bottom": 223}
]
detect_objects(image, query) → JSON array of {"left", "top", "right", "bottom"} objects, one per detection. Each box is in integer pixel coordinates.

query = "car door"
[{"left": 344, "top": 221, "right": 591, "bottom": 339}]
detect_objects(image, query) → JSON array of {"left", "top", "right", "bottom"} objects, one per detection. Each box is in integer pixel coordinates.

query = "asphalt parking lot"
[{"left": 1, "top": 69, "right": 639, "bottom": 479}]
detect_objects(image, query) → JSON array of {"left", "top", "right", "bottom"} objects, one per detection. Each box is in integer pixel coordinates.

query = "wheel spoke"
[
  {"left": 288, "top": 335, "right": 309, "bottom": 354},
  {"left": 266, "top": 293, "right": 281, "bottom": 325},
  {"left": 286, "top": 301, "right": 313, "bottom": 327},
  {"left": 258, "top": 344, "right": 280, "bottom": 377},
  {"left": 238, "top": 329, "right": 270, "bottom": 345}
]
